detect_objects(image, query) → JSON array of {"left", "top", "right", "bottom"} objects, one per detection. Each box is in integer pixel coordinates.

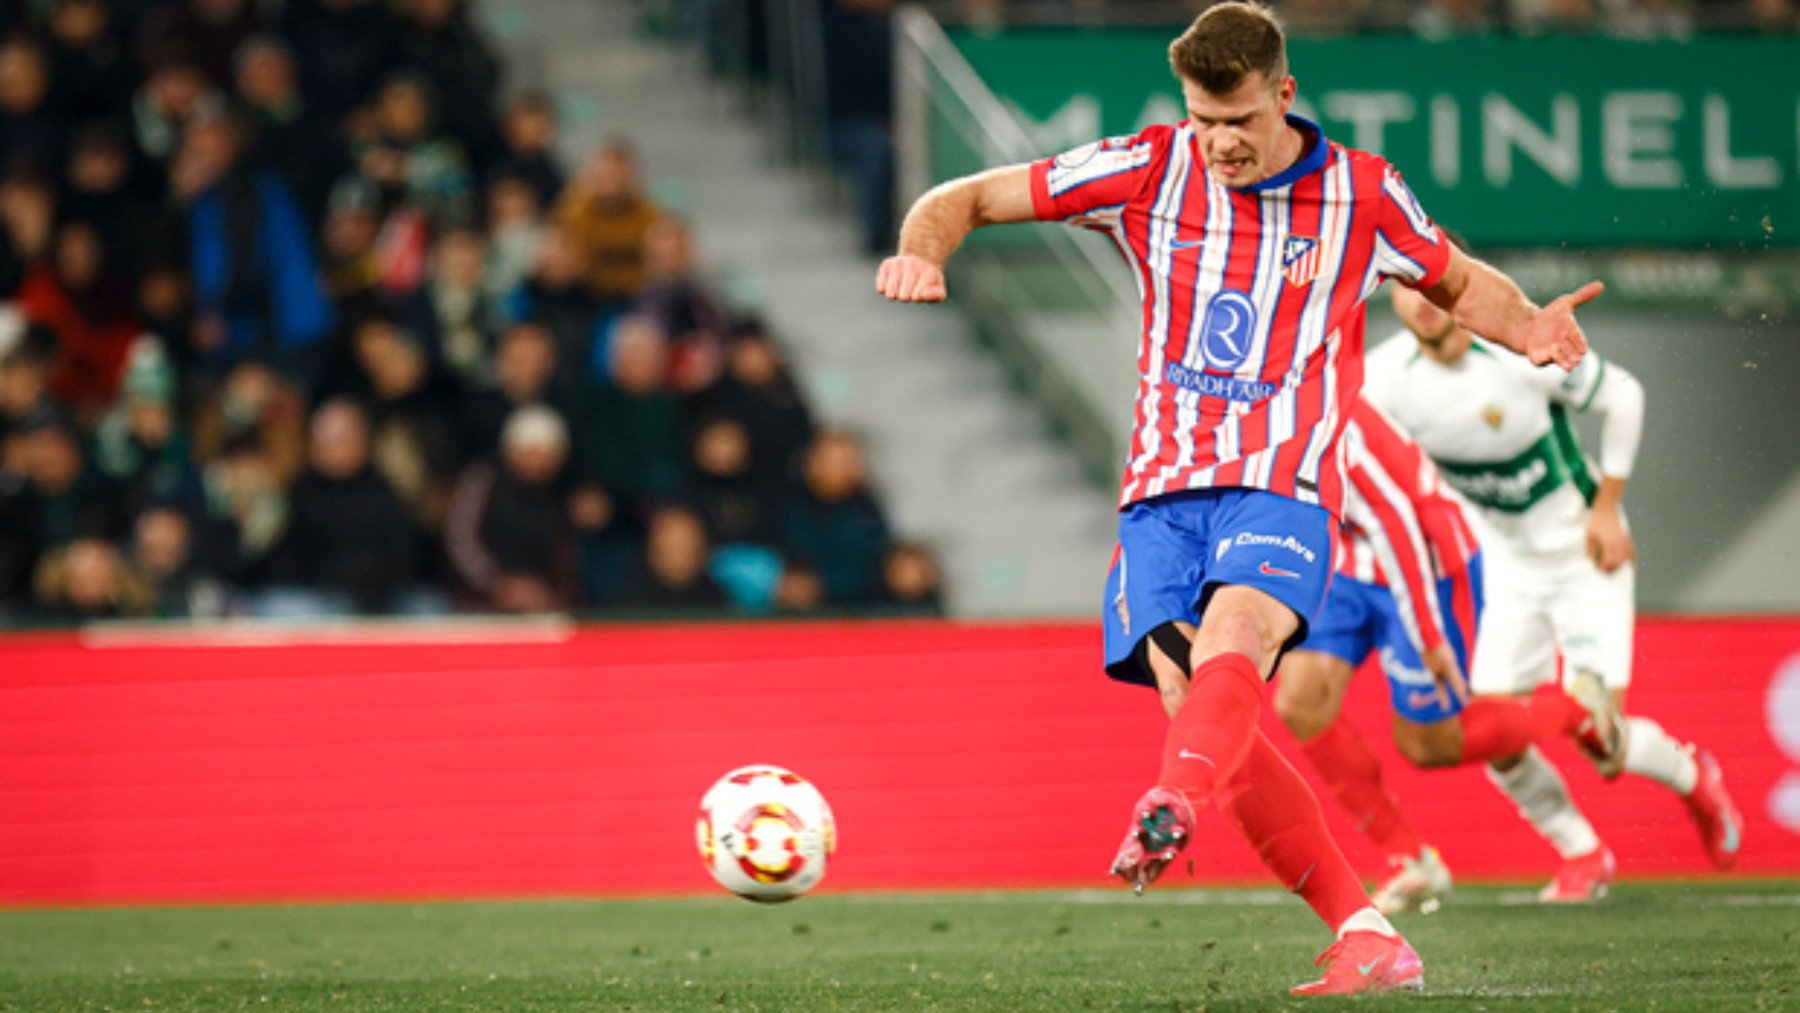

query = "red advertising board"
[{"left": 1, "top": 618, "right": 1796, "bottom": 903}]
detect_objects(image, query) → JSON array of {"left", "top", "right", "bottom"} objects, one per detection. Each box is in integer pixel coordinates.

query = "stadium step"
[{"left": 490, "top": 0, "right": 1118, "bottom": 616}]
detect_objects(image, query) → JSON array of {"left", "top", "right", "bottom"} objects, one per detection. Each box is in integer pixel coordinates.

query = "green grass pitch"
[{"left": 2, "top": 882, "right": 1796, "bottom": 1010}]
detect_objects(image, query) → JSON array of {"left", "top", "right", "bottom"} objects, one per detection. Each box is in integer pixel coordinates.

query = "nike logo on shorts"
[{"left": 1259, "top": 561, "right": 1300, "bottom": 580}]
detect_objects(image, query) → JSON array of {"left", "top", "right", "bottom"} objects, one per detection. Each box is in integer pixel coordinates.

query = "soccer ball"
[{"left": 696, "top": 765, "right": 835, "bottom": 902}]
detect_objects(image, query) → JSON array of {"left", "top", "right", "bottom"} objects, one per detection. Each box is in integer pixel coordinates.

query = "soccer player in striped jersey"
[
  {"left": 876, "top": 2, "right": 1597, "bottom": 995},
  {"left": 1272, "top": 398, "right": 1621, "bottom": 916},
  {"left": 1367, "top": 275, "right": 1742, "bottom": 901}
]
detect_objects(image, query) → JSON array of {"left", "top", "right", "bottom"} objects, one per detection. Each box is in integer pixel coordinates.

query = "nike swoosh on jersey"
[{"left": 1258, "top": 561, "right": 1301, "bottom": 579}]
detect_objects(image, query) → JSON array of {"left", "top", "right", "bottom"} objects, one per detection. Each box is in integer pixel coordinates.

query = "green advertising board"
[{"left": 945, "top": 30, "right": 1798, "bottom": 248}]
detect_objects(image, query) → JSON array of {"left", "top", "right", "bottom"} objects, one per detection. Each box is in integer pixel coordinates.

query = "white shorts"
[{"left": 1469, "top": 541, "right": 1636, "bottom": 695}]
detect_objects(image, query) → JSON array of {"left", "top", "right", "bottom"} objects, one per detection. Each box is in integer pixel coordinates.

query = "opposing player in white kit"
[{"left": 1368, "top": 278, "right": 1743, "bottom": 901}]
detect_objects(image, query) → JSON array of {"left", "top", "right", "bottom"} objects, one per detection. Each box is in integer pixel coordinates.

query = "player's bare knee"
[
  {"left": 1394, "top": 719, "right": 1462, "bottom": 768},
  {"left": 1273, "top": 677, "right": 1331, "bottom": 739},
  {"left": 1195, "top": 606, "right": 1273, "bottom": 670}
]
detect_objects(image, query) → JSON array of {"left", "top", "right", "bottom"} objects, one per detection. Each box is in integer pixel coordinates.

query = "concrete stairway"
[{"left": 482, "top": 0, "right": 1119, "bottom": 616}]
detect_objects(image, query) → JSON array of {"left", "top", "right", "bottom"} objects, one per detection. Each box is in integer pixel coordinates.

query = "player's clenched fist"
[{"left": 876, "top": 254, "right": 948, "bottom": 303}]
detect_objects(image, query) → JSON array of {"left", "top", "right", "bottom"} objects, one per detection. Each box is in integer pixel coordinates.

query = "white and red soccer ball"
[{"left": 696, "top": 765, "right": 836, "bottom": 902}]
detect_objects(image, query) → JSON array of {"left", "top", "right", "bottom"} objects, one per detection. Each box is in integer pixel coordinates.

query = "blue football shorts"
[
  {"left": 1102, "top": 488, "right": 1335, "bottom": 687},
  {"left": 1299, "top": 552, "right": 1485, "bottom": 724}
]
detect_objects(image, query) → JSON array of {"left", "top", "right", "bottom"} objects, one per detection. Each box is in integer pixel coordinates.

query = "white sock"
[
  {"left": 1486, "top": 747, "right": 1601, "bottom": 860},
  {"left": 1336, "top": 906, "right": 1398, "bottom": 939},
  {"left": 1623, "top": 717, "right": 1699, "bottom": 795}
]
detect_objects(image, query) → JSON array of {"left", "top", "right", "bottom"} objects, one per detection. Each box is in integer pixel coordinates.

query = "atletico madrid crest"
[{"left": 1283, "top": 236, "right": 1320, "bottom": 286}]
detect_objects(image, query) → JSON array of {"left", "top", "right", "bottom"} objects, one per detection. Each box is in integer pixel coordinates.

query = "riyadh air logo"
[
  {"left": 1768, "top": 652, "right": 1800, "bottom": 835},
  {"left": 1201, "top": 290, "right": 1257, "bottom": 371}
]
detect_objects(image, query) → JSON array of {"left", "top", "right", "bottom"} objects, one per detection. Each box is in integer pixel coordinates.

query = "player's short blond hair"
[{"left": 1168, "top": 2, "right": 1288, "bottom": 96}]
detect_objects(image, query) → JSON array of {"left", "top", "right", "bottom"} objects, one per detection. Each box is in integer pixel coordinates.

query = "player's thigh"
[
  {"left": 1101, "top": 504, "right": 1208, "bottom": 687},
  {"left": 1468, "top": 552, "right": 1558, "bottom": 695},
  {"left": 1550, "top": 558, "right": 1636, "bottom": 690},
  {"left": 1195, "top": 490, "right": 1335, "bottom": 670},
  {"left": 1277, "top": 576, "right": 1375, "bottom": 735}
]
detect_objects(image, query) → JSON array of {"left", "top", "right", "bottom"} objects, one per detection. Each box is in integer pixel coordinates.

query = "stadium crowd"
[{"left": 0, "top": 0, "right": 943, "bottom": 624}]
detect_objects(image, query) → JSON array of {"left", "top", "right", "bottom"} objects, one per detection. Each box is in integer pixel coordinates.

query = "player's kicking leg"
[
  {"left": 1274, "top": 625, "right": 1452, "bottom": 918},
  {"left": 1100, "top": 491, "right": 1421, "bottom": 996}
]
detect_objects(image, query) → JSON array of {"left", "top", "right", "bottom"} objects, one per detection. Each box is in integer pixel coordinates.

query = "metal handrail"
[{"left": 894, "top": 6, "right": 1138, "bottom": 322}]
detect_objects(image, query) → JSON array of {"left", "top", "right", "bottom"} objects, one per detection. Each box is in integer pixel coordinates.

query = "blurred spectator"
[
  {"left": 445, "top": 404, "right": 579, "bottom": 612},
  {"left": 573, "top": 479, "right": 634, "bottom": 607},
  {"left": 91, "top": 337, "right": 201, "bottom": 516},
  {"left": 487, "top": 92, "right": 565, "bottom": 209},
  {"left": 32, "top": 536, "right": 153, "bottom": 619},
  {"left": 195, "top": 429, "right": 287, "bottom": 583},
  {"left": 393, "top": 0, "right": 501, "bottom": 164},
  {"left": 513, "top": 224, "right": 602, "bottom": 379},
  {"left": 460, "top": 321, "right": 577, "bottom": 462},
  {"left": 483, "top": 173, "right": 544, "bottom": 314},
  {"left": 351, "top": 72, "right": 474, "bottom": 230},
  {"left": 0, "top": 168, "right": 56, "bottom": 295},
  {"left": 47, "top": 0, "right": 135, "bottom": 122},
  {"left": 632, "top": 216, "right": 726, "bottom": 393},
  {"left": 348, "top": 317, "right": 463, "bottom": 526},
  {"left": 14, "top": 219, "right": 142, "bottom": 418},
  {"left": 1508, "top": 0, "right": 1598, "bottom": 33},
  {"left": 280, "top": 0, "right": 399, "bottom": 124},
  {"left": 0, "top": 36, "right": 64, "bottom": 174},
  {"left": 1607, "top": 0, "right": 1693, "bottom": 37},
  {"left": 879, "top": 542, "right": 944, "bottom": 615},
  {"left": 134, "top": 265, "right": 195, "bottom": 375},
  {"left": 772, "top": 560, "right": 824, "bottom": 614},
  {"left": 133, "top": 58, "right": 224, "bottom": 162},
  {"left": 192, "top": 358, "right": 306, "bottom": 486},
  {"left": 134, "top": 0, "right": 265, "bottom": 90},
  {"left": 617, "top": 505, "right": 728, "bottom": 611},
  {"left": 554, "top": 141, "right": 661, "bottom": 307},
  {"left": 320, "top": 177, "right": 386, "bottom": 319},
  {"left": 232, "top": 35, "right": 346, "bottom": 225},
  {"left": 819, "top": 0, "right": 895, "bottom": 255},
  {"left": 420, "top": 226, "right": 499, "bottom": 385},
  {"left": 0, "top": 418, "right": 39, "bottom": 608},
  {"left": 131, "top": 504, "right": 223, "bottom": 617},
  {"left": 0, "top": 320, "right": 56, "bottom": 442},
  {"left": 61, "top": 122, "right": 170, "bottom": 289},
  {"left": 1713, "top": 0, "right": 1800, "bottom": 29},
  {"left": 174, "top": 112, "right": 334, "bottom": 383},
  {"left": 781, "top": 430, "right": 890, "bottom": 604},
  {"left": 23, "top": 417, "right": 131, "bottom": 548},
  {"left": 1409, "top": 0, "right": 1499, "bottom": 37},
  {"left": 577, "top": 315, "right": 682, "bottom": 507},
  {"left": 694, "top": 318, "right": 817, "bottom": 485},
  {"left": 258, "top": 398, "right": 425, "bottom": 615},
  {"left": 676, "top": 414, "right": 780, "bottom": 548}
]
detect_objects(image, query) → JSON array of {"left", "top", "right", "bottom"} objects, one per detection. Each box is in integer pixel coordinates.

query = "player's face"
[
  {"left": 1181, "top": 72, "right": 1295, "bottom": 186},
  {"left": 1390, "top": 283, "right": 1468, "bottom": 356}
]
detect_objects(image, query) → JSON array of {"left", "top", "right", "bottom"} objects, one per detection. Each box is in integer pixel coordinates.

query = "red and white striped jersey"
[
  {"left": 1029, "top": 117, "right": 1450, "bottom": 517},
  {"left": 1337, "top": 399, "right": 1481, "bottom": 653}
]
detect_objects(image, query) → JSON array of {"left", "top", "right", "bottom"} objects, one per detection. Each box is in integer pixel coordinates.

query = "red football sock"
[
  {"left": 1298, "top": 717, "right": 1424, "bottom": 860},
  {"left": 1459, "top": 685, "right": 1587, "bottom": 763},
  {"left": 1220, "top": 730, "right": 1372, "bottom": 931},
  {"left": 1158, "top": 653, "right": 1264, "bottom": 804}
]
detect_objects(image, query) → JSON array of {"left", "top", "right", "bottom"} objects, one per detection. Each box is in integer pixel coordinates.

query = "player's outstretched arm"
[
  {"left": 1422, "top": 246, "right": 1602, "bottom": 371},
  {"left": 876, "top": 164, "right": 1036, "bottom": 303}
]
